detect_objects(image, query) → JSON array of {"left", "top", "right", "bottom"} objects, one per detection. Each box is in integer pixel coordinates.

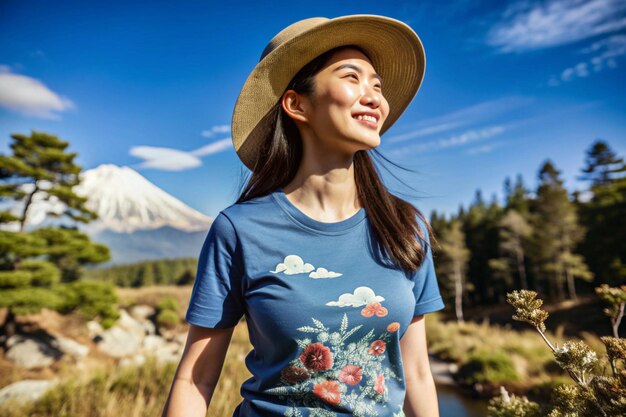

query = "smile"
[{"left": 353, "top": 114, "right": 378, "bottom": 128}]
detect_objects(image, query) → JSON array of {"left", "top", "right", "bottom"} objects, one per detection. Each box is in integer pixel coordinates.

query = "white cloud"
[
  {"left": 386, "top": 122, "right": 461, "bottom": 144},
  {"left": 326, "top": 286, "right": 385, "bottom": 308},
  {"left": 466, "top": 141, "right": 507, "bottom": 155},
  {"left": 386, "top": 96, "right": 532, "bottom": 144},
  {"left": 270, "top": 254, "right": 315, "bottom": 275},
  {"left": 549, "top": 34, "right": 626, "bottom": 85},
  {"left": 270, "top": 255, "right": 343, "bottom": 278},
  {"left": 309, "top": 267, "right": 343, "bottom": 279},
  {"left": 190, "top": 138, "right": 232, "bottom": 156},
  {"left": 0, "top": 65, "right": 74, "bottom": 119},
  {"left": 129, "top": 133, "right": 232, "bottom": 172},
  {"left": 129, "top": 146, "right": 202, "bottom": 171},
  {"left": 487, "top": 0, "right": 626, "bottom": 53},
  {"left": 387, "top": 125, "right": 506, "bottom": 157},
  {"left": 201, "top": 124, "right": 230, "bottom": 138}
]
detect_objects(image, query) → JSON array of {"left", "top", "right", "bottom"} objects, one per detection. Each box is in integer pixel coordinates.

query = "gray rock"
[
  {"left": 5, "top": 335, "right": 62, "bottom": 369},
  {"left": 49, "top": 334, "right": 89, "bottom": 358},
  {"left": 142, "top": 334, "right": 167, "bottom": 351},
  {"left": 118, "top": 309, "right": 148, "bottom": 336},
  {"left": 0, "top": 379, "right": 60, "bottom": 406},
  {"left": 96, "top": 326, "right": 142, "bottom": 358},
  {"left": 129, "top": 305, "right": 155, "bottom": 321},
  {"left": 86, "top": 320, "right": 103, "bottom": 338}
]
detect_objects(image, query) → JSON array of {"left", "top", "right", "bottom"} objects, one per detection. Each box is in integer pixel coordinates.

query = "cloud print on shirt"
[
  {"left": 326, "top": 286, "right": 385, "bottom": 307},
  {"left": 270, "top": 254, "right": 342, "bottom": 278}
]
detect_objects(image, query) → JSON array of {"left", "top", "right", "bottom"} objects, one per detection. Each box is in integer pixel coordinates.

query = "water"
[
  {"left": 437, "top": 383, "right": 488, "bottom": 416},
  {"left": 430, "top": 355, "right": 488, "bottom": 416}
]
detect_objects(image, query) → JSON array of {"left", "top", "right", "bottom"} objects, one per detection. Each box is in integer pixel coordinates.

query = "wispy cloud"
[
  {"left": 548, "top": 34, "right": 626, "bottom": 85},
  {"left": 386, "top": 125, "right": 506, "bottom": 158},
  {"left": 201, "top": 124, "right": 230, "bottom": 138},
  {"left": 465, "top": 141, "right": 508, "bottom": 155},
  {"left": 386, "top": 96, "right": 533, "bottom": 144},
  {"left": 0, "top": 65, "right": 74, "bottom": 119},
  {"left": 487, "top": 0, "right": 626, "bottom": 53},
  {"left": 129, "top": 146, "right": 203, "bottom": 171},
  {"left": 190, "top": 138, "right": 232, "bottom": 156},
  {"left": 129, "top": 132, "right": 233, "bottom": 171}
]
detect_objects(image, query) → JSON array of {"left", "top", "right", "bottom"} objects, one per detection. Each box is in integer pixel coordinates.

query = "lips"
[
  {"left": 352, "top": 111, "right": 379, "bottom": 123},
  {"left": 353, "top": 112, "right": 379, "bottom": 129}
]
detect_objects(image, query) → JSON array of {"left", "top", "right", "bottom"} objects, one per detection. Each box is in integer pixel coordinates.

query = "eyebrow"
[{"left": 333, "top": 63, "right": 383, "bottom": 85}]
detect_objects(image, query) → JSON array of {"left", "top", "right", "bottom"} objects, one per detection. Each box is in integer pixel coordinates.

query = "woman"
[{"left": 162, "top": 14, "right": 445, "bottom": 417}]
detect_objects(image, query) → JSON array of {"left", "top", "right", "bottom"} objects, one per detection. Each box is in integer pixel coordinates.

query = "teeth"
[{"left": 355, "top": 114, "right": 377, "bottom": 123}]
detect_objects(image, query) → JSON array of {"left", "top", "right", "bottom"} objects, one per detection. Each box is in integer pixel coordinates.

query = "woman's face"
[{"left": 290, "top": 47, "right": 390, "bottom": 156}]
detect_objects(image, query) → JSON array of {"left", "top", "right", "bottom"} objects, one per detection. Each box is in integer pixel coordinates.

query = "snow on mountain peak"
[{"left": 73, "top": 164, "right": 213, "bottom": 233}]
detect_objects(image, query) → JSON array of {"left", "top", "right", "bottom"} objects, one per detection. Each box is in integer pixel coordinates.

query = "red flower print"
[
  {"left": 387, "top": 322, "right": 400, "bottom": 332},
  {"left": 368, "top": 339, "right": 386, "bottom": 355},
  {"left": 361, "top": 301, "right": 388, "bottom": 318},
  {"left": 281, "top": 366, "right": 310, "bottom": 383},
  {"left": 374, "top": 373, "right": 386, "bottom": 394},
  {"left": 313, "top": 380, "right": 342, "bottom": 405},
  {"left": 300, "top": 342, "right": 333, "bottom": 371},
  {"left": 338, "top": 364, "right": 363, "bottom": 385}
]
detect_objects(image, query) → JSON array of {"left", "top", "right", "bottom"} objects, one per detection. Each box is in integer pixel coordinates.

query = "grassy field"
[
  {"left": 0, "top": 285, "right": 614, "bottom": 415},
  {"left": 0, "top": 318, "right": 252, "bottom": 417}
]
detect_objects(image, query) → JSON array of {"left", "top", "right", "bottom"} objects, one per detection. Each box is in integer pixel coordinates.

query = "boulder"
[
  {"left": 49, "top": 334, "right": 89, "bottom": 358},
  {"left": 0, "top": 379, "right": 60, "bottom": 406},
  {"left": 129, "top": 305, "right": 155, "bottom": 321},
  {"left": 5, "top": 335, "right": 62, "bottom": 369},
  {"left": 96, "top": 326, "right": 142, "bottom": 358},
  {"left": 86, "top": 320, "right": 103, "bottom": 338}
]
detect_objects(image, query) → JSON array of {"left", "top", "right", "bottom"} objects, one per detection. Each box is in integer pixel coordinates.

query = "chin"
[{"left": 357, "top": 136, "right": 381, "bottom": 150}]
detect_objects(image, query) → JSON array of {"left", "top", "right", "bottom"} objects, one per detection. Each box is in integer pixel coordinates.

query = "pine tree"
[
  {"left": 438, "top": 219, "right": 471, "bottom": 322},
  {"left": 489, "top": 209, "right": 533, "bottom": 291},
  {"left": 505, "top": 174, "right": 532, "bottom": 218},
  {"left": 577, "top": 140, "right": 626, "bottom": 286},
  {"left": 531, "top": 161, "right": 592, "bottom": 301},
  {"left": 0, "top": 131, "right": 115, "bottom": 331},
  {"left": 578, "top": 140, "right": 625, "bottom": 187},
  {"left": 0, "top": 131, "right": 98, "bottom": 232}
]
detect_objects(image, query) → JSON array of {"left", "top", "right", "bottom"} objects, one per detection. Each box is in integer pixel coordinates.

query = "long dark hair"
[{"left": 235, "top": 45, "right": 437, "bottom": 274}]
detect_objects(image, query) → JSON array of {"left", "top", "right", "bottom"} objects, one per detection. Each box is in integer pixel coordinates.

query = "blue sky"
[{"left": 1, "top": 0, "right": 625, "bottom": 219}]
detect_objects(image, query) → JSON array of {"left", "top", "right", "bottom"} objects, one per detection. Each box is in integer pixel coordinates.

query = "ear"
[{"left": 281, "top": 90, "right": 309, "bottom": 123}]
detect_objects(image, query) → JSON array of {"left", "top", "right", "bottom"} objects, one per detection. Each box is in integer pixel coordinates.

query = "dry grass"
[
  {"left": 1, "top": 285, "right": 613, "bottom": 415},
  {"left": 0, "top": 320, "right": 252, "bottom": 417}
]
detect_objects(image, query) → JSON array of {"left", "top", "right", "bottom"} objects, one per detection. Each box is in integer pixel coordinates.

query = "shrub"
[
  {"left": 57, "top": 280, "right": 120, "bottom": 324},
  {"left": 457, "top": 349, "right": 520, "bottom": 385},
  {"left": 156, "top": 309, "right": 179, "bottom": 329},
  {"left": 488, "top": 288, "right": 626, "bottom": 417},
  {"left": 0, "top": 287, "right": 64, "bottom": 315},
  {"left": 157, "top": 296, "right": 179, "bottom": 312}
]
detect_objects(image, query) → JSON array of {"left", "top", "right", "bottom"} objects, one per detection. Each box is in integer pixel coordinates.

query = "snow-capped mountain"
[
  {"left": 2, "top": 164, "right": 216, "bottom": 265},
  {"left": 74, "top": 164, "right": 213, "bottom": 234}
]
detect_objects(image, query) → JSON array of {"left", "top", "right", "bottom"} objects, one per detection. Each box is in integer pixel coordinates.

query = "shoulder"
[{"left": 217, "top": 191, "right": 275, "bottom": 228}]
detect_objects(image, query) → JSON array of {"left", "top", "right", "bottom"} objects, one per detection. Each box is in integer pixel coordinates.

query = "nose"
[{"left": 360, "top": 85, "right": 382, "bottom": 108}]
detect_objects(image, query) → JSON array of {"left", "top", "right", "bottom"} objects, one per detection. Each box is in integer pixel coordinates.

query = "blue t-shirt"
[{"left": 185, "top": 187, "right": 445, "bottom": 417}]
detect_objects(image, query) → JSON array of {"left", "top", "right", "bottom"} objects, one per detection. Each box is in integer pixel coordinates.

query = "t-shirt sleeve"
[
  {"left": 185, "top": 212, "right": 245, "bottom": 328},
  {"left": 412, "top": 217, "right": 445, "bottom": 317}
]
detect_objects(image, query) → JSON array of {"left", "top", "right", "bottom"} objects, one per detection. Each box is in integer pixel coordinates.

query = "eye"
[{"left": 345, "top": 73, "right": 359, "bottom": 80}]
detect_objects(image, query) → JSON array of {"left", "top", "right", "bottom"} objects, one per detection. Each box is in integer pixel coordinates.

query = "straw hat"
[{"left": 231, "top": 14, "right": 426, "bottom": 171}]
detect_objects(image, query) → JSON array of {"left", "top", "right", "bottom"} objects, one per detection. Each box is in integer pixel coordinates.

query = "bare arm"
[
  {"left": 161, "top": 324, "right": 236, "bottom": 417},
  {"left": 400, "top": 315, "right": 440, "bottom": 417}
]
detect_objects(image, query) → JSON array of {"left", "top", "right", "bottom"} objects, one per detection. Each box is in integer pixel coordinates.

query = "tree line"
[{"left": 429, "top": 140, "right": 625, "bottom": 322}]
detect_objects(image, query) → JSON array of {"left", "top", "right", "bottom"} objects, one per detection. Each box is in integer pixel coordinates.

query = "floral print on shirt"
[{"left": 265, "top": 311, "right": 404, "bottom": 417}]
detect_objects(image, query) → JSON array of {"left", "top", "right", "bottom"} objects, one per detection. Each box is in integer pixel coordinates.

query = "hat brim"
[{"left": 232, "top": 14, "right": 426, "bottom": 171}]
